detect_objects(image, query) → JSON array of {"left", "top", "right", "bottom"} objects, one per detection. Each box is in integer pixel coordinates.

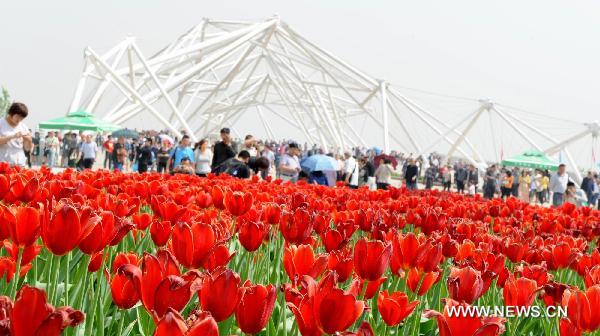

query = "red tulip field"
[{"left": 0, "top": 164, "right": 599, "bottom": 335}]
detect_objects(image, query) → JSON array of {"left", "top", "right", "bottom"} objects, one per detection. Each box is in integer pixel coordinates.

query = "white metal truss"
[
  {"left": 67, "top": 16, "right": 596, "bottom": 180},
  {"left": 66, "top": 15, "right": 477, "bottom": 155}
]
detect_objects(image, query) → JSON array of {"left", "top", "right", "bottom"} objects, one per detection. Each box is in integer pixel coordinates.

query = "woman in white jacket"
[{"left": 375, "top": 158, "right": 394, "bottom": 190}]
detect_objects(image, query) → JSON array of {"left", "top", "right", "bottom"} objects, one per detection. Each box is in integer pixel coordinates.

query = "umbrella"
[
  {"left": 373, "top": 154, "right": 398, "bottom": 169},
  {"left": 300, "top": 154, "right": 338, "bottom": 172},
  {"left": 501, "top": 149, "right": 559, "bottom": 171},
  {"left": 111, "top": 128, "right": 139, "bottom": 139},
  {"left": 38, "top": 110, "right": 120, "bottom": 131},
  {"left": 159, "top": 133, "right": 175, "bottom": 145}
]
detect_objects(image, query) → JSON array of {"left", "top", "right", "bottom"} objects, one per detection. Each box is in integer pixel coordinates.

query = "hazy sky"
[{"left": 1, "top": 0, "right": 599, "bottom": 132}]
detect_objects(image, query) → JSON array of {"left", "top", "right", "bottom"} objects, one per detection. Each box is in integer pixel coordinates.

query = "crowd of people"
[{"left": 0, "top": 102, "right": 599, "bottom": 210}]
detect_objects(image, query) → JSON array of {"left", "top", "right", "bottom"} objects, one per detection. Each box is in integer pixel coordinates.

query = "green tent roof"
[
  {"left": 501, "top": 149, "right": 559, "bottom": 171},
  {"left": 39, "top": 111, "right": 120, "bottom": 131}
]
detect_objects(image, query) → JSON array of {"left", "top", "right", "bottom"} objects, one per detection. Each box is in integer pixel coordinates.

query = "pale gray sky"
[{"left": 1, "top": 0, "right": 599, "bottom": 159}]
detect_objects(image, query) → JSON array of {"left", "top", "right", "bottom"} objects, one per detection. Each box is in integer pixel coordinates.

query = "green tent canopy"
[
  {"left": 501, "top": 149, "right": 559, "bottom": 171},
  {"left": 39, "top": 110, "right": 120, "bottom": 131}
]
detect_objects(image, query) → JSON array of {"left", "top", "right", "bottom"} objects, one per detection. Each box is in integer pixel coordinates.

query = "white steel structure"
[
  {"left": 67, "top": 16, "right": 596, "bottom": 179},
  {"left": 67, "top": 16, "right": 481, "bottom": 155}
]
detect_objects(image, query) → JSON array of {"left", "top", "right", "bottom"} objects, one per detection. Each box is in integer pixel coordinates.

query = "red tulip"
[
  {"left": 290, "top": 272, "right": 364, "bottom": 335},
  {"left": 0, "top": 257, "right": 31, "bottom": 282},
  {"left": 235, "top": 281, "right": 277, "bottom": 334},
  {"left": 150, "top": 220, "right": 172, "bottom": 247},
  {"left": 377, "top": 290, "right": 419, "bottom": 326},
  {"left": 224, "top": 190, "right": 253, "bottom": 217},
  {"left": 283, "top": 244, "right": 328, "bottom": 285},
  {"left": 42, "top": 202, "right": 94, "bottom": 255},
  {"left": 407, "top": 268, "right": 440, "bottom": 296},
  {"left": 561, "top": 285, "right": 600, "bottom": 333},
  {"left": 327, "top": 248, "right": 353, "bottom": 282},
  {"left": 154, "top": 308, "right": 218, "bottom": 336},
  {"left": 111, "top": 267, "right": 140, "bottom": 309},
  {"left": 447, "top": 266, "right": 484, "bottom": 304},
  {"left": 4, "top": 205, "right": 40, "bottom": 247},
  {"left": 170, "top": 221, "right": 216, "bottom": 269},
  {"left": 132, "top": 212, "right": 153, "bottom": 230},
  {"left": 112, "top": 252, "right": 140, "bottom": 273},
  {"left": 10, "top": 285, "right": 84, "bottom": 335},
  {"left": 390, "top": 232, "right": 420, "bottom": 275},
  {"left": 262, "top": 203, "right": 281, "bottom": 225},
  {"left": 79, "top": 211, "right": 115, "bottom": 254},
  {"left": 238, "top": 220, "right": 268, "bottom": 252},
  {"left": 424, "top": 299, "right": 505, "bottom": 336},
  {"left": 585, "top": 265, "right": 600, "bottom": 288},
  {"left": 503, "top": 275, "right": 539, "bottom": 308},
  {"left": 200, "top": 267, "right": 241, "bottom": 322},
  {"left": 353, "top": 238, "right": 391, "bottom": 281},
  {"left": 279, "top": 208, "right": 313, "bottom": 245},
  {"left": 88, "top": 252, "right": 104, "bottom": 272},
  {"left": 3, "top": 241, "right": 41, "bottom": 266}
]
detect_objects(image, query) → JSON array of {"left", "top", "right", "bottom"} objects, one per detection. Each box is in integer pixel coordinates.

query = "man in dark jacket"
[
  {"left": 455, "top": 164, "right": 468, "bottom": 193},
  {"left": 137, "top": 138, "right": 153, "bottom": 173},
  {"left": 404, "top": 158, "right": 419, "bottom": 190},
  {"left": 581, "top": 171, "right": 595, "bottom": 204},
  {"left": 211, "top": 127, "right": 235, "bottom": 172}
]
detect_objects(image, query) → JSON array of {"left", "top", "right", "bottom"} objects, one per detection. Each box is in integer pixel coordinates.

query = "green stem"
[{"left": 10, "top": 248, "right": 23, "bottom": 297}]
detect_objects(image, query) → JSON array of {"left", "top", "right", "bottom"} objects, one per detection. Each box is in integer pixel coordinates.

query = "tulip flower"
[
  {"left": 150, "top": 220, "right": 172, "bottom": 247},
  {"left": 279, "top": 208, "right": 313, "bottom": 245},
  {"left": 447, "top": 266, "right": 484, "bottom": 304},
  {"left": 3, "top": 204, "right": 40, "bottom": 247},
  {"left": 170, "top": 221, "right": 216, "bottom": 269},
  {"left": 132, "top": 212, "right": 153, "bottom": 230},
  {"left": 154, "top": 308, "right": 218, "bottom": 336},
  {"left": 79, "top": 211, "right": 115, "bottom": 254},
  {"left": 235, "top": 281, "right": 277, "bottom": 334},
  {"left": 561, "top": 285, "right": 600, "bottom": 333},
  {"left": 353, "top": 238, "right": 392, "bottom": 281},
  {"left": 42, "top": 202, "right": 95, "bottom": 255},
  {"left": 327, "top": 248, "right": 353, "bottom": 282},
  {"left": 424, "top": 299, "right": 505, "bottom": 336},
  {"left": 503, "top": 275, "right": 539, "bottom": 308},
  {"left": 238, "top": 219, "right": 269, "bottom": 252},
  {"left": 8, "top": 285, "right": 84, "bottom": 335},
  {"left": 110, "top": 267, "right": 140, "bottom": 309},
  {"left": 283, "top": 244, "right": 328, "bottom": 285},
  {"left": 200, "top": 267, "right": 241, "bottom": 322},
  {"left": 287, "top": 272, "right": 364, "bottom": 335},
  {"left": 377, "top": 290, "right": 419, "bottom": 326},
  {"left": 407, "top": 268, "right": 440, "bottom": 296},
  {"left": 224, "top": 190, "right": 253, "bottom": 217}
]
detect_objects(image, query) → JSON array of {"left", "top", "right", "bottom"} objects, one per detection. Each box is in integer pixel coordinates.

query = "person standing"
[
  {"left": 404, "top": 158, "right": 419, "bottom": 190},
  {"left": 45, "top": 131, "right": 59, "bottom": 167},
  {"left": 500, "top": 171, "right": 514, "bottom": 200},
  {"left": 80, "top": 134, "right": 98, "bottom": 169},
  {"left": 112, "top": 136, "right": 127, "bottom": 171},
  {"left": 242, "top": 135, "right": 257, "bottom": 157},
  {"left": 375, "top": 158, "right": 394, "bottom": 190},
  {"left": 467, "top": 165, "right": 479, "bottom": 193},
  {"left": 194, "top": 139, "right": 213, "bottom": 177},
  {"left": 0, "top": 103, "right": 32, "bottom": 166},
  {"left": 343, "top": 152, "right": 359, "bottom": 189},
  {"left": 550, "top": 164, "right": 569, "bottom": 207},
  {"left": 424, "top": 165, "right": 436, "bottom": 189},
  {"left": 211, "top": 128, "right": 235, "bottom": 172},
  {"left": 483, "top": 165, "right": 497, "bottom": 199},
  {"left": 518, "top": 170, "right": 531, "bottom": 203},
  {"left": 278, "top": 143, "right": 301, "bottom": 182},
  {"left": 581, "top": 171, "right": 595, "bottom": 206},
  {"left": 167, "top": 135, "right": 195, "bottom": 174},
  {"left": 137, "top": 138, "right": 153, "bottom": 173},
  {"left": 156, "top": 140, "right": 172, "bottom": 173},
  {"left": 534, "top": 170, "right": 545, "bottom": 204},
  {"left": 103, "top": 135, "right": 114, "bottom": 169},
  {"left": 261, "top": 144, "right": 276, "bottom": 179},
  {"left": 455, "top": 164, "right": 467, "bottom": 193}
]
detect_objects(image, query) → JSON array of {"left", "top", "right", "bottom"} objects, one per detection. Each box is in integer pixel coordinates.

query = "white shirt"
[
  {"left": 0, "top": 118, "right": 28, "bottom": 166},
  {"left": 81, "top": 141, "right": 98, "bottom": 159},
  {"left": 550, "top": 172, "right": 568, "bottom": 193},
  {"left": 195, "top": 149, "right": 213, "bottom": 174},
  {"left": 280, "top": 153, "right": 300, "bottom": 178},
  {"left": 344, "top": 156, "right": 359, "bottom": 186}
]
